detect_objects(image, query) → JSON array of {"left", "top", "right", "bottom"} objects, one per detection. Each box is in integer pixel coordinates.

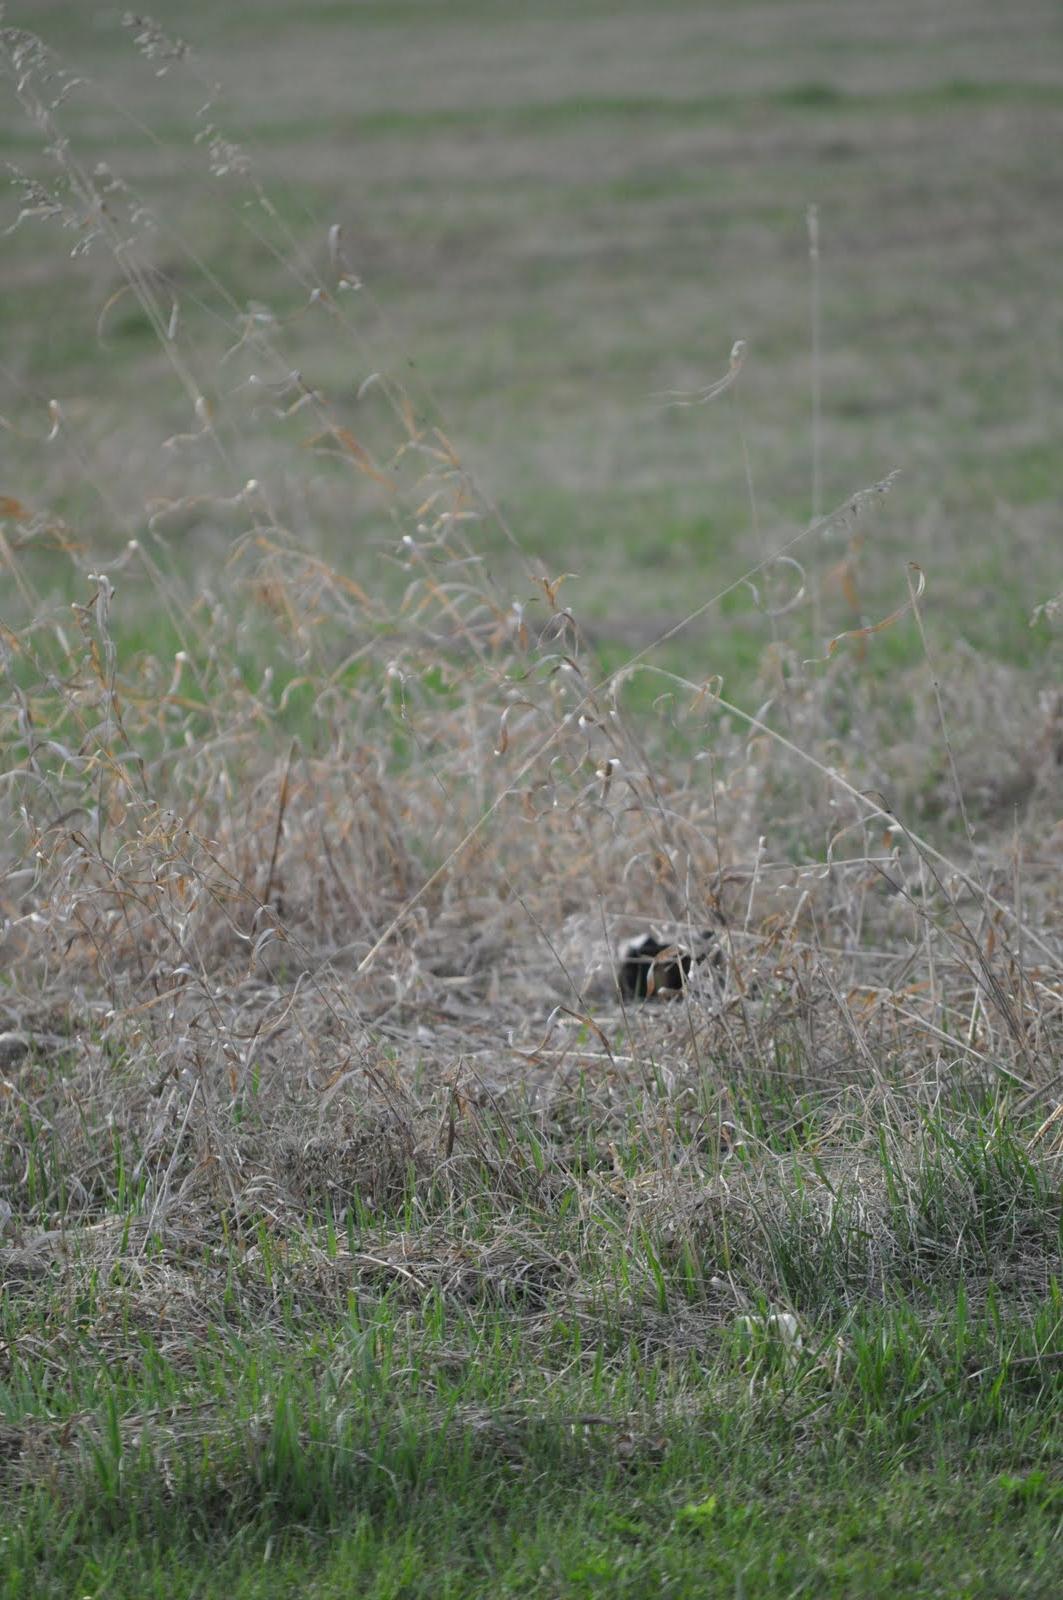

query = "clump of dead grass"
[{"left": 0, "top": 22, "right": 1061, "bottom": 1522}]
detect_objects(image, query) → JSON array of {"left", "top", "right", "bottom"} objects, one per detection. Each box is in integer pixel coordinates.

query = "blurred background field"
[{"left": 3, "top": 0, "right": 1062, "bottom": 677}]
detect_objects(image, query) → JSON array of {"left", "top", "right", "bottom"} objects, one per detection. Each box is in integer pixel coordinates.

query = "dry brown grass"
[
  {"left": 0, "top": 25, "right": 1062, "bottom": 1571},
  {"left": 2, "top": 10, "right": 1062, "bottom": 1186}
]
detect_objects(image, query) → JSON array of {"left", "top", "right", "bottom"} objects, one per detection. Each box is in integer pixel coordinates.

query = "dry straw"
[{"left": 0, "top": 20, "right": 1061, "bottom": 1488}]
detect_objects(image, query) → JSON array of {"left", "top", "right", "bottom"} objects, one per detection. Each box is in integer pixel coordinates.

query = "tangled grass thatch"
[{"left": 0, "top": 19, "right": 1061, "bottom": 1565}]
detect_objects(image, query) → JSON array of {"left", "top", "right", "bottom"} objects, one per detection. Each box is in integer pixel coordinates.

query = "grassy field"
[
  {"left": 5, "top": 0, "right": 1063, "bottom": 659},
  {"left": 1, "top": 3, "right": 1062, "bottom": 1596}
]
